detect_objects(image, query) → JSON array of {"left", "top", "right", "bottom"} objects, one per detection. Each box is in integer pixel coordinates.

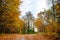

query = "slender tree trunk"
[
  {"left": 52, "top": 0, "right": 56, "bottom": 21},
  {"left": 27, "top": 21, "right": 29, "bottom": 33}
]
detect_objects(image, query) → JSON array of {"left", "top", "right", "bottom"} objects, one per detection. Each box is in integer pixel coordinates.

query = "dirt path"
[{"left": 0, "top": 34, "right": 51, "bottom": 40}]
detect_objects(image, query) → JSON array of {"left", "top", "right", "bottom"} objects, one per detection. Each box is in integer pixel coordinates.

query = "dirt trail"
[{"left": 0, "top": 34, "right": 51, "bottom": 40}]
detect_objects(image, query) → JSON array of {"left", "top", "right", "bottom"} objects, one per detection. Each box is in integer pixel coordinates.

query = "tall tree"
[
  {"left": 0, "top": 0, "right": 21, "bottom": 33},
  {"left": 23, "top": 11, "right": 34, "bottom": 33},
  {"left": 54, "top": 1, "right": 60, "bottom": 22}
]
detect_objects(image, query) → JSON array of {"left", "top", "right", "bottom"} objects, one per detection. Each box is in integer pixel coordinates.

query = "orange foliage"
[
  {"left": 0, "top": 0, "right": 22, "bottom": 33},
  {"left": 35, "top": 19, "right": 43, "bottom": 27}
]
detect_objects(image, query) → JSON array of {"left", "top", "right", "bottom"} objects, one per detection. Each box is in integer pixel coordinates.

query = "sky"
[{"left": 19, "top": 0, "right": 48, "bottom": 18}]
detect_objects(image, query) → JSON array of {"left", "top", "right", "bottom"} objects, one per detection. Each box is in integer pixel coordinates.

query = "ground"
[{"left": 0, "top": 34, "right": 52, "bottom": 40}]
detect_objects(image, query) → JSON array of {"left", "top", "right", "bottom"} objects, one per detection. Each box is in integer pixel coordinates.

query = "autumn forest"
[{"left": 0, "top": 0, "right": 60, "bottom": 40}]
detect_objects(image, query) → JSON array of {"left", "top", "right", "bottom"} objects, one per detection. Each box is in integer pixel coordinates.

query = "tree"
[
  {"left": 35, "top": 18, "right": 44, "bottom": 32},
  {"left": 54, "top": 2, "right": 60, "bottom": 23},
  {"left": 23, "top": 11, "right": 35, "bottom": 33},
  {"left": 0, "top": 0, "right": 21, "bottom": 33},
  {"left": 44, "top": 9, "right": 53, "bottom": 23},
  {"left": 37, "top": 11, "right": 48, "bottom": 32}
]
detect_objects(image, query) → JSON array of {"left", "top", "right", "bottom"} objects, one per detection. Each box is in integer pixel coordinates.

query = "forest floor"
[{"left": 0, "top": 34, "right": 52, "bottom": 40}]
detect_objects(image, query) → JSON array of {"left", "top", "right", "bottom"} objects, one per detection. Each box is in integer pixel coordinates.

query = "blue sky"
[{"left": 19, "top": 0, "right": 48, "bottom": 18}]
